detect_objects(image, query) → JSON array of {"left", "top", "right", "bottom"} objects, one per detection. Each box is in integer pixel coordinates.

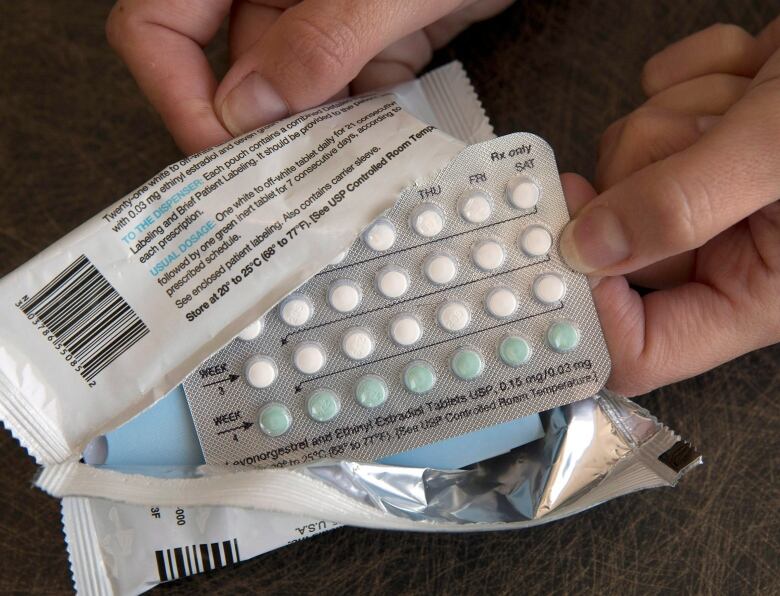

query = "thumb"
[{"left": 214, "top": 0, "right": 464, "bottom": 135}]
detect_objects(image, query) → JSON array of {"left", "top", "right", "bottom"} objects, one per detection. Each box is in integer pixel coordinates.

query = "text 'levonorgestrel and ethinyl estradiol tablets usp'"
[{"left": 183, "top": 134, "right": 611, "bottom": 468}]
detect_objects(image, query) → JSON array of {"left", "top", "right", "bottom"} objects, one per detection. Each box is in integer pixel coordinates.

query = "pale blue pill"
[
  {"left": 547, "top": 321, "right": 581, "bottom": 353},
  {"left": 258, "top": 403, "right": 292, "bottom": 437},
  {"left": 306, "top": 389, "right": 341, "bottom": 422},
  {"left": 354, "top": 375, "right": 388, "bottom": 408},
  {"left": 499, "top": 336, "right": 532, "bottom": 367},
  {"left": 403, "top": 360, "right": 437, "bottom": 394},
  {"left": 451, "top": 348, "right": 484, "bottom": 380}
]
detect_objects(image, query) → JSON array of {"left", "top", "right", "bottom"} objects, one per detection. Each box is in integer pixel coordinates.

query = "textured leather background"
[{"left": 0, "top": 1, "right": 778, "bottom": 594}]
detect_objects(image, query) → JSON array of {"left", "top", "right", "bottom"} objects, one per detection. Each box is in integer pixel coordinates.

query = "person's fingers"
[
  {"left": 757, "top": 15, "right": 780, "bottom": 60},
  {"left": 595, "top": 106, "right": 706, "bottom": 190},
  {"left": 106, "top": 0, "right": 233, "bottom": 154},
  {"left": 559, "top": 173, "right": 597, "bottom": 216},
  {"left": 642, "top": 23, "right": 766, "bottom": 96},
  {"left": 423, "top": 0, "right": 515, "bottom": 48},
  {"left": 229, "top": 1, "right": 293, "bottom": 62},
  {"left": 646, "top": 73, "right": 750, "bottom": 114},
  {"left": 213, "top": 0, "right": 472, "bottom": 136},
  {"left": 559, "top": 60, "right": 780, "bottom": 277}
]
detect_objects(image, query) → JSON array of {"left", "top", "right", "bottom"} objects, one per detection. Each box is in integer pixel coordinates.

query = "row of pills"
[
  {"left": 356, "top": 175, "right": 542, "bottom": 255},
  {"left": 243, "top": 319, "right": 581, "bottom": 390},
  {"left": 253, "top": 321, "right": 579, "bottom": 437}
]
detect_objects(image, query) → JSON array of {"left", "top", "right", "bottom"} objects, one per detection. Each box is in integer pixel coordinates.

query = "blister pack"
[{"left": 183, "top": 133, "right": 611, "bottom": 467}]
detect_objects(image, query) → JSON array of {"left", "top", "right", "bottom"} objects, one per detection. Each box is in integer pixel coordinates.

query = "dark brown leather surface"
[{"left": 0, "top": 1, "right": 778, "bottom": 594}]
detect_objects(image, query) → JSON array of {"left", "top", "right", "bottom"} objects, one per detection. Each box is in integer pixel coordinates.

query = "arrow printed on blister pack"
[
  {"left": 201, "top": 374, "right": 240, "bottom": 388},
  {"left": 217, "top": 421, "right": 254, "bottom": 435}
]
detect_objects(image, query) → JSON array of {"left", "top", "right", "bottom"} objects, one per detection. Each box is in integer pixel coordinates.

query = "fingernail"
[
  {"left": 696, "top": 115, "right": 720, "bottom": 133},
  {"left": 559, "top": 206, "right": 631, "bottom": 273},
  {"left": 220, "top": 73, "right": 289, "bottom": 136}
]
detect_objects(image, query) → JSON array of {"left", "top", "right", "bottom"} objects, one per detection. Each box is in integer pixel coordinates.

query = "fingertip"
[{"left": 559, "top": 172, "right": 597, "bottom": 216}]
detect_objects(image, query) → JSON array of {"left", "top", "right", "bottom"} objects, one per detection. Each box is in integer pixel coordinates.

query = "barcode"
[
  {"left": 18, "top": 255, "right": 149, "bottom": 383},
  {"left": 155, "top": 539, "right": 240, "bottom": 582}
]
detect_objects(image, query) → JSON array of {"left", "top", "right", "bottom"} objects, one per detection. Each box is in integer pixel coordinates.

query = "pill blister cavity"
[
  {"left": 376, "top": 265, "right": 410, "bottom": 299},
  {"left": 547, "top": 321, "right": 581, "bottom": 353},
  {"left": 506, "top": 175, "right": 540, "bottom": 210},
  {"left": 485, "top": 287, "right": 518, "bottom": 319},
  {"left": 499, "top": 335, "right": 532, "bottom": 367},
  {"left": 519, "top": 225, "right": 553, "bottom": 257},
  {"left": 354, "top": 374, "right": 388, "bottom": 408},
  {"left": 279, "top": 294, "right": 313, "bottom": 327},
  {"left": 237, "top": 317, "right": 264, "bottom": 341},
  {"left": 437, "top": 300, "right": 471, "bottom": 333},
  {"left": 390, "top": 313, "right": 423, "bottom": 346},
  {"left": 341, "top": 327, "right": 375, "bottom": 360},
  {"left": 533, "top": 273, "right": 566, "bottom": 304},
  {"left": 458, "top": 190, "right": 492, "bottom": 223},
  {"left": 292, "top": 341, "right": 326, "bottom": 374},
  {"left": 403, "top": 360, "right": 437, "bottom": 394},
  {"left": 257, "top": 402, "right": 292, "bottom": 437},
  {"left": 329, "top": 249, "right": 348, "bottom": 265},
  {"left": 245, "top": 355, "right": 278, "bottom": 388},
  {"left": 306, "top": 389, "right": 341, "bottom": 422},
  {"left": 451, "top": 347, "right": 484, "bottom": 381},
  {"left": 423, "top": 251, "right": 458, "bottom": 285},
  {"left": 328, "top": 279, "right": 362, "bottom": 313},
  {"left": 410, "top": 202, "right": 445, "bottom": 237},
  {"left": 362, "top": 218, "right": 396, "bottom": 252},
  {"left": 471, "top": 239, "right": 505, "bottom": 271}
]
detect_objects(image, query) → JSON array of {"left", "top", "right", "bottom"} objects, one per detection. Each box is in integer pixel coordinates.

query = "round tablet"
[
  {"left": 403, "top": 360, "right": 437, "bottom": 394},
  {"left": 376, "top": 265, "right": 409, "bottom": 299},
  {"left": 423, "top": 251, "right": 458, "bottom": 285},
  {"left": 328, "top": 279, "right": 362, "bottom": 313},
  {"left": 458, "top": 190, "right": 492, "bottom": 223},
  {"left": 547, "top": 321, "right": 581, "bottom": 353},
  {"left": 519, "top": 225, "right": 553, "bottom": 257},
  {"left": 471, "top": 239, "right": 505, "bottom": 271},
  {"left": 499, "top": 335, "right": 532, "bottom": 367},
  {"left": 306, "top": 389, "right": 341, "bottom": 423},
  {"left": 82, "top": 435, "right": 108, "bottom": 465},
  {"left": 244, "top": 355, "right": 278, "bottom": 388},
  {"left": 354, "top": 374, "right": 388, "bottom": 408},
  {"left": 292, "top": 341, "right": 326, "bottom": 374},
  {"left": 389, "top": 313, "right": 422, "bottom": 346},
  {"left": 329, "top": 249, "right": 348, "bottom": 265},
  {"left": 237, "top": 317, "right": 264, "bottom": 341},
  {"left": 279, "top": 294, "right": 313, "bottom": 327},
  {"left": 362, "top": 218, "right": 396, "bottom": 252},
  {"left": 257, "top": 402, "right": 292, "bottom": 437},
  {"left": 436, "top": 300, "right": 471, "bottom": 333},
  {"left": 485, "top": 287, "right": 518, "bottom": 319},
  {"left": 533, "top": 273, "right": 566, "bottom": 304},
  {"left": 451, "top": 348, "right": 484, "bottom": 381},
  {"left": 410, "top": 203, "right": 445, "bottom": 237},
  {"left": 506, "top": 175, "right": 540, "bottom": 209},
  {"left": 341, "top": 327, "right": 375, "bottom": 360}
]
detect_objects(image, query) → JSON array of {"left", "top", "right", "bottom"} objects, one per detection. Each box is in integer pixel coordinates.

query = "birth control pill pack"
[{"left": 183, "top": 133, "right": 611, "bottom": 468}]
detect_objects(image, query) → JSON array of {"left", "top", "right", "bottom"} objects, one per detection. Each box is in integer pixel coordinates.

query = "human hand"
[
  {"left": 559, "top": 19, "right": 780, "bottom": 396},
  {"left": 106, "top": 0, "right": 512, "bottom": 154}
]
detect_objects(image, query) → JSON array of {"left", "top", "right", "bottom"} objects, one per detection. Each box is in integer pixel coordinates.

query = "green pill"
[
  {"left": 451, "top": 348, "right": 484, "bottom": 380},
  {"left": 403, "top": 360, "right": 437, "bottom": 394},
  {"left": 306, "top": 389, "right": 341, "bottom": 422},
  {"left": 499, "top": 336, "right": 532, "bottom": 367},
  {"left": 354, "top": 375, "right": 388, "bottom": 408},
  {"left": 258, "top": 403, "right": 292, "bottom": 437},
  {"left": 547, "top": 321, "right": 581, "bottom": 353}
]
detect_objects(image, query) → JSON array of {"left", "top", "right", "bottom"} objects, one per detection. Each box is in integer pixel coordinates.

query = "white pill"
[
  {"left": 328, "top": 279, "right": 362, "bottom": 313},
  {"left": 485, "top": 287, "right": 518, "bottom": 318},
  {"left": 533, "top": 273, "right": 566, "bottom": 304},
  {"left": 363, "top": 218, "right": 396, "bottom": 252},
  {"left": 390, "top": 313, "right": 423, "bottom": 346},
  {"left": 245, "top": 355, "right": 278, "bottom": 388},
  {"left": 506, "top": 175, "right": 540, "bottom": 209},
  {"left": 423, "top": 252, "right": 458, "bottom": 285},
  {"left": 376, "top": 265, "right": 409, "bottom": 299},
  {"left": 437, "top": 300, "right": 471, "bottom": 333},
  {"left": 237, "top": 317, "right": 264, "bottom": 341},
  {"left": 329, "top": 249, "right": 348, "bottom": 265},
  {"left": 279, "top": 294, "right": 313, "bottom": 327},
  {"left": 472, "top": 239, "right": 505, "bottom": 271},
  {"left": 519, "top": 225, "right": 553, "bottom": 257},
  {"left": 292, "top": 341, "right": 326, "bottom": 375},
  {"left": 458, "top": 190, "right": 492, "bottom": 223},
  {"left": 410, "top": 203, "right": 444, "bottom": 237},
  {"left": 342, "top": 327, "right": 375, "bottom": 360}
]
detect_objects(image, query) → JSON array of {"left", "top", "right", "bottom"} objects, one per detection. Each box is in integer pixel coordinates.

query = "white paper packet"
[{"left": 0, "top": 62, "right": 492, "bottom": 465}]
